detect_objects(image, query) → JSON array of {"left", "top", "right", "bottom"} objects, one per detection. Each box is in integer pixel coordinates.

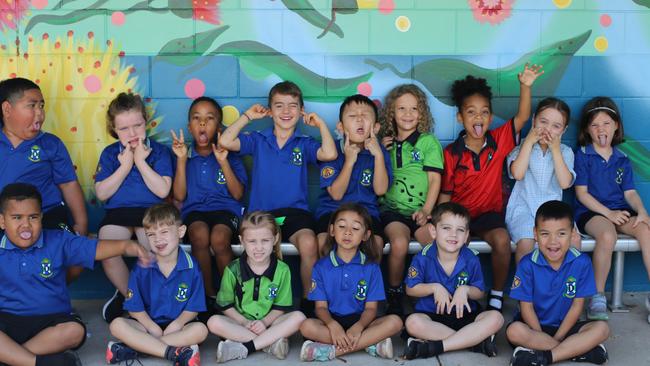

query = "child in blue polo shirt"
[
  {"left": 315, "top": 94, "right": 391, "bottom": 256},
  {"left": 0, "top": 183, "right": 151, "bottom": 366},
  {"left": 219, "top": 81, "right": 337, "bottom": 314},
  {"left": 107, "top": 203, "right": 207, "bottom": 366},
  {"left": 95, "top": 92, "right": 174, "bottom": 323},
  {"left": 507, "top": 200, "right": 609, "bottom": 366},
  {"left": 574, "top": 97, "right": 650, "bottom": 322},
  {"left": 403, "top": 202, "right": 503, "bottom": 360},
  {"left": 299, "top": 203, "right": 403, "bottom": 361},
  {"left": 171, "top": 96, "right": 247, "bottom": 310}
]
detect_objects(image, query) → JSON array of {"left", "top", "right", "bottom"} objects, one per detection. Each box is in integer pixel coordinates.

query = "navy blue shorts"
[
  {"left": 269, "top": 208, "right": 316, "bottom": 241},
  {"left": 184, "top": 210, "right": 240, "bottom": 238},
  {"left": 100, "top": 207, "right": 148, "bottom": 229},
  {"left": 0, "top": 312, "right": 86, "bottom": 349},
  {"left": 576, "top": 207, "right": 637, "bottom": 234}
]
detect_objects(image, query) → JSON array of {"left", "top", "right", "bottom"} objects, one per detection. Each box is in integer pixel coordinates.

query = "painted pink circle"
[
  {"left": 111, "top": 12, "right": 126, "bottom": 26},
  {"left": 600, "top": 14, "right": 612, "bottom": 27},
  {"left": 32, "top": 0, "right": 49, "bottom": 9},
  {"left": 84, "top": 75, "right": 102, "bottom": 93},
  {"left": 184, "top": 79, "right": 206, "bottom": 99},
  {"left": 357, "top": 82, "right": 372, "bottom": 96},
  {"left": 378, "top": 0, "right": 395, "bottom": 14}
]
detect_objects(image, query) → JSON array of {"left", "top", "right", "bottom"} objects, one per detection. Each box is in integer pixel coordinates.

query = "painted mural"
[{"left": 1, "top": 0, "right": 650, "bottom": 230}]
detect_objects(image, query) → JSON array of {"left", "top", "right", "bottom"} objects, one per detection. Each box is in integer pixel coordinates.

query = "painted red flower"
[
  {"left": 468, "top": 0, "right": 514, "bottom": 25},
  {"left": 0, "top": 0, "right": 30, "bottom": 32},
  {"left": 192, "top": 0, "right": 220, "bottom": 25}
]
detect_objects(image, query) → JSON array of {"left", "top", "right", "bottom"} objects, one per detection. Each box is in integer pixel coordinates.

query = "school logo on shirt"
[
  {"left": 407, "top": 266, "right": 418, "bottom": 279},
  {"left": 360, "top": 169, "right": 372, "bottom": 186},
  {"left": 563, "top": 276, "right": 577, "bottom": 299},
  {"left": 28, "top": 145, "right": 42, "bottom": 162},
  {"left": 309, "top": 279, "right": 317, "bottom": 293},
  {"left": 126, "top": 289, "right": 134, "bottom": 301},
  {"left": 321, "top": 166, "right": 335, "bottom": 179},
  {"left": 39, "top": 258, "right": 54, "bottom": 278},
  {"left": 216, "top": 169, "right": 226, "bottom": 184},
  {"left": 411, "top": 149, "right": 422, "bottom": 163},
  {"left": 175, "top": 283, "right": 189, "bottom": 302},
  {"left": 355, "top": 279, "right": 368, "bottom": 301},
  {"left": 511, "top": 275, "right": 521, "bottom": 290},
  {"left": 616, "top": 168, "right": 624, "bottom": 184},
  {"left": 456, "top": 271, "right": 469, "bottom": 288},
  {"left": 291, "top": 147, "right": 303, "bottom": 166},
  {"left": 268, "top": 283, "right": 279, "bottom": 300}
]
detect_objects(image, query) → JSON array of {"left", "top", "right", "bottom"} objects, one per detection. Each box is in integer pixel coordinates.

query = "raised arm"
[
  {"left": 327, "top": 136, "right": 356, "bottom": 201},
  {"left": 365, "top": 129, "right": 389, "bottom": 196},
  {"left": 304, "top": 112, "right": 337, "bottom": 162},
  {"left": 171, "top": 129, "right": 188, "bottom": 201},
  {"left": 133, "top": 139, "right": 171, "bottom": 199},
  {"left": 220, "top": 104, "right": 269, "bottom": 152},
  {"left": 95, "top": 148, "right": 133, "bottom": 201},
  {"left": 514, "top": 64, "right": 544, "bottom": 133},
  {"left": 213, "top": 138, "right": 245, "bottom": 200}
]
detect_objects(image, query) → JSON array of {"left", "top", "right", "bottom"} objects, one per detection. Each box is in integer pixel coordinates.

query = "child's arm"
[
  {"left": 624, "top": 189, "right": 650, "bottom": 228},
  {"left": 171, "top": 129, "right": 188, "bottom": 201},
  {"left": 261, "top": 309, "right": 285, "bottom": 328},
  {"left": 576, "top": 186, "right": 631, "bottom": 225},
  {"left": 133, "top": 139, "right": 171, "bottom": 198},
  {"left": 346, "top": 301, "right": 378, "bottom": 349},
  {"left": 95, "top": 148, "right": 134, "bottom": 201},
  {"left": 413, "top": 172, "right": 441, "bottom": 226},
  {"left": 58, "top": 181, "right": 88, "bottom": 235},
  {"left": 449, "top": 285, "right": 483, "bottom": 318},
  {"left": 406, "top": 282, "right": 452, "bottom": 314},
  {"left": 129, "top": 311, "right": 164, "bottom": 337},
  {"left": 519, "top": 301, "right": 543, "bottom": 332},
  {"left": 163, "top": 310, "right": 199, "bottom": 335},
  {"left": 304, "top": 112, "right": 337, "bottom": 162},
  {"left": 219, "top": 105, "right": 269, "bottom": 152},
  {"left": 213, "top": 137, "right": 244, "bottom": 200},
  {"left": 437, "top": 193, "right": 451, "bottom": 204},
  {"left": 553, "top": 298, "right": 584, "bottom": 341},
  {"left": 222, "top": 307, "right": 253, "bottom": 327},
  {"left": 549, "top": 137, "right": 574, "bottom": 189},
  {"left": 315, "top": 300, "right": 352, "bottom": 350},
  {"left": 95, "top": 239, "right": 154, "bottom": 266},
  {"left": 365, "top": 129, "right": 389, "bottom": 196},
  {"left": 327, "top": 135, "right": 357, "bottom": 200},
  {"left": 510, "top": 129, "right": 539, "bottom": 180},
  {"left": 514, "top": 64, "right": 544, "bottom": 133}
]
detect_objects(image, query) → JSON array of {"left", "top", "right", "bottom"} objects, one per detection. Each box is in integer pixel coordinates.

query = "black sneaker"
[
  {"left": 571, "top": 344, "right": 608, "bottom": 364},
  {"left": 403, "top": 337, "right": 424, "bottom": 360},
  {"left": 106, "top": 341, "right": 139, "bottom": 364},
  {"left": 486, "top": 292, "right": 504, "bottom": 312},
  {"left": 471, "top": 334, "right": 497, "bottom": 357},
  {"left": 386, "top": 289, "right": 404, "bottom": 317},
  {"left": 102, "top": 290, "right": 125, "bottom": 323},
  {"left": 509, "top": 347, "right": 548, "bottom": 366}
]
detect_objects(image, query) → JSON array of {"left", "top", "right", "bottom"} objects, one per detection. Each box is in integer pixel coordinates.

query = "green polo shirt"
[
  {"left": 381, "top": 132, "right": 444, "bottom": 215},
  {"left": 216, "top": 253, "right": 293, "bottom": 320}
]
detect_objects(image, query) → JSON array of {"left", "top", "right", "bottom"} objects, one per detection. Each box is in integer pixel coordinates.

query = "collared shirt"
[
  {"left": 308, "top": 250, "right": 385, "bottom": 317},
  {"left": 510, "top": 247, "right": 596, "bottom": 327},
  {"left": 506, "top": 142, "right": 575, "bottom": 243},
  {"left": 441, "top": 119, "right": 517, "bottom": 218},
  {"left": 316, "top": 141, "right": 392, "bottom": 219},
  {"left": 124, "top": 249, "right": 206, "bottom": 324},
  {"left": 0, "top": 230, "right": 97, "bottom": 316},
  {"left": 0, "top": 131, "right": 77, "bottom": 212},
  {"left": 95, "top": 139, "right": 173, "bottom": 209},
  {"left": 382, "top": 132, "right": 444, "bottom": 216},
  {"left": 405, "top": 244, "right": 484, "bottom": 313},
  {"left": 216, "top": 253, "right": 293, "bottom": 320},
  {"left": 179, "top": 147, "right": 247, "bottom": 218},
  {"left": 574, "top": 144, "right": 635, "bottom": 219},
  {"left": 238, "top": 127, "right": 320, "bottom": 212}
]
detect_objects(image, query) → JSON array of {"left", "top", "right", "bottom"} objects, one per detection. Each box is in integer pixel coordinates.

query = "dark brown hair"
[
  {"left": 268, "top": 81, "right": 304, "bottom": 108},
  {"left": 534, "top": 97, "right": 571, "bottom": 127},
  {"left": 430, "top": 202, "right": 470, "bottom": 228},
  {"left": 578, "top": 96, "right": 624, "bottom": 147},
  {"left": 322, "top": 203, "right": 381, "bottom": 263},
  {"left": 106, "top": 92, "right": 147, "bottom": 139}
]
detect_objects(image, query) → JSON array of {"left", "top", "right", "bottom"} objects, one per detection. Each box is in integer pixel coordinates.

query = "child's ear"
[
  {"left": 456, "top": 111, "right": 463, "bottom": 124},
  {"left": 427, "top": 223, "right": 436, "bottom": 242},
  {"left": 1, "top": 100, "right": 12, "bottom": 119},
  {"left": 373, "top": 123, "right": 380, "bottom": 135},
  {"left": 238, "top": 234, "right": 244, "bottom": 244},
  {"left": 177, "top": 224, "right": 187, "bottom": 239},
  {"left": 533, "top": 226, "right": 539, "bottom": 243},
  {"left": 0, "top": 215, "right": 5, "bottom": 230},
  {"left": 329, "top": 224, "right": 335, "bottom": 237},
  {"left": 336, "top": 122, "right": 344, "bottom": 135}
]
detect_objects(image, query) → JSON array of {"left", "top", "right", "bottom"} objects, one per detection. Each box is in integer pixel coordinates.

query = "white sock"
[{"left": 489, "top": 290, "right": 503, "bottom": 309}]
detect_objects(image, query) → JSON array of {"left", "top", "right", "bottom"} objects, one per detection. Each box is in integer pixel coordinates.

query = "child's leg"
[
  {"left": 413, "top": 311, "right": 502, "bottom": 351},
  {"left": 316, "top": 232, "right": 328, "bottom": 257},
  {"left": 515, "top": 238, "right": 535, "bottom": 264},
  {"left": 414, "top": 224, "right": 434, "bottom": 246},
  {"left": 506, "top": 321, "right": 559, "bottom": 350},
  {"left": 188, "top": 221, "right": 215, "bottom": 297},
  {"left": 210, "top": 224, "right": 234, "bottom": 277},
  {"left": 290, "top": 228, "right": 319, "bottom": 297},
  {"left": 479, "top": 228, "right": 511, "bottom": 292},
  {"left": 385, "top": 222, "right": 410, "bottom": 288},
  {"left": 109, "top": 317, "right": 169, "bottom": 358},
  {"left": 99, "top": 225, "right": 135, "bottom": 295},
  {"left": 546, "top": 321, "right": 609, "bottom": 362},
  {"left": 208, "top": 315, "right": 257, "bottom": 342},
  {"left": 335, "top": 315, "right": 402, "bottom": 356},
  {"left": 160, "top": 322, "right": 209, "bottom": 347},
  {"left": 249, "top": 312, "right": 306, "bottom": 350},
  {"left": 299, "top": 319, "right": 333, "bottom": 344},
  {"left": 584, "top": 216, "right": 618, "bottom": 292},
  {"left": 616, "top": 219, "right": 650, "bottom": 283},
  {"left": 22, "top": 321, "right": 84, "bottom": 355},
  {"left": 0, "top": 331, "right": 37, "bottom": 366}
]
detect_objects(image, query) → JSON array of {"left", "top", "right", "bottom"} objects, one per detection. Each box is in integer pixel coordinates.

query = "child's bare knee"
[
  {"left": 505, "top": 322, "right": 526, "bottom": 342},
  {"left": 592, "top": 321, "right": 610, "bottom": 341},
  {"left": 386, "top": 315, "right": 404, "bottom": 332},
  {"left": 404, "top": 314, "right": 423, "bottom": 334},
  {"left": 57, "top": 322, "right": 85, "bottom": 348}
]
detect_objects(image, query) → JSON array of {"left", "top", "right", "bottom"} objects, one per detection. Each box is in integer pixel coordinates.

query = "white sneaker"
[
  {"left": 264, "top": 338, "right": 289, "bottom": 359},
  {"left": 216, "top": 340, "right": 248, "bottom": 363},
  {"left": 366, "top": 337, "right": 393, "bottom": 359}
]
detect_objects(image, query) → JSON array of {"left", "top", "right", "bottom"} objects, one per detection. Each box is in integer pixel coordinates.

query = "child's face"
[
  {"left": 0, "top": 198, "right": 42, "bottom": 249},
  {"left": 338, "top": 101, "right": 376, "bottom": 144},
  {"left": 457, "top": 93, "right": 493, "bottom": 140},
  {"left": 533, "top": 107, "right": 567, "bottom": 144},
  {"left": 145, "top": 223, "right": 186, "bottom": 258},
  {"left": 588, "top": 111, "right": 618, "bottom": 148},
  {"left": 114, "top": 109, "right": 147, "bottom": 148},
  {"left": 329, "top": 210, "right": 370, "bottom": 252},
  {"left": 394, "top": 93, "right": 420, "bottom": 134},
  {"left": 188, "top": 101, "right": 220, "bottom": 148},
  {"left": 240, "top": 226, "right": 277, "bottom": 265},
  {"left": 1, "top": 89, "right": 45, "bottom": 141},
  {"left": 431, "top": 212, "right": 469, "bottom": 254},
  {"left": 534, "top": 217, "right": 574, "bottom": 267},
  {"left": 269, "top": 93, "right": 303, "bottom": 131}
]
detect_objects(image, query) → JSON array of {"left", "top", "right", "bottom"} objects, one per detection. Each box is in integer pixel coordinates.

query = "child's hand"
[
  {"left": 327, "top": 320, "right": 352, "bottom": 351},
  {"left": 524, "top": 126, "right": 543, "bottom": 146},
  {"left": 171, "top": 129, "right": 188, "bottom": 159},
  {"left": 245, "top": 104, "right": 269, "bottom": 121},
  {"left": 518, "top": 63, "right": 544, "bottom": 87},
  {"left": 412, "top": 209, "right": 430, "bottom": 227},
  {"left": 125, "top": 241, "right": 155, "bottom": 268},
  {"left": 163, "top": 320, "right": 183, "bottom": 336},
  {"left": 303, "top": 111, "right": 325, "bottom": 128},
  {"left": 547, "top": 131, "right": 562, "bottom": 152},
  {"left": 607, "top": 209, "right": 631, "bottom": 226},
  {"left": 145, "top": 323, "right": 164, "bottom": 338},
  {"left": 117, "top": 144, "right": 134, "bottom": 167},
  {"left": 246, "top": 320, "right": 267, "bottom": 335},
  {"left": 212, "top": 133, "right": 229, "bottom": 163},
  {"left": 364, "top": 128, "right": 382, "bottom": 157},
  {"left": 345, "top": 324, "right": 363, "bottom": 350},
  {"left": 431, "top": 283, "right": 452, "bottom": 314},
  {"left": 343, "top": 135, "right": 360, "bottom": 164},
  {"left": 381, "top": 136, "right": 394, "bottom": 150},
  {"left": 133, "top": 138, "right": 152, "bottom": 163},
  {"left": 633, "top": 212, "right": 650, "bottom": 229},
  {"left": 449, "top": 285, "right": 471, "bottom": 319}
]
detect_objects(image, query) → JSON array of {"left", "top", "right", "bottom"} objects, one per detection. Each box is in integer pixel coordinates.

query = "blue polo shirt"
[
  {"left": 0, "top": 131, "right": 77, "bottom": 212},
  {"left": 405, "top": 244, "right": 484, "bottom": 313},
  {"left": 124, "top": 249, "right": 206, "bottom": 324},
  {"left": 315, "top": 141, "right": 392, "bottom": 219},
  {"left": 0, "top": 230, "right": 97, "bottom": 316},
  {"left": 308, "top": 250, "right": 385, "bottom": 317},
  {"left": 574, "top": 145, "right": 635, "bottom": 219},
  {"left": 179, "top": 147, "right": 247, "bottom": 218},
  {"left": 510, "top": 247, "right": 596, "bottom": 327},
  {"left": 239, "top": 127, "right": 320, "bottom": 212},
  {"left": 95, "top": 139, "right": 173, "bottom": 209}
]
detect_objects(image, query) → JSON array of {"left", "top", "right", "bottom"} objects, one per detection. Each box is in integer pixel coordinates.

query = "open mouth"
[
  {"left": 155, "top": 244, "right": 167, "bottom": 252},
  {"left": 597, "top": 134, "right": 608, "bottom": 146},
  {"left": 473, "top": 124, "right": 483, "bottom": 136},
  {"left": 197, "top": 132, "right": 209, "bottom": 145},
  {"left": 31, "top": 121, "right": 42, "bottom": 131},
  {"left": 19, "top": 231, "right": 32, "bottom": 240}
]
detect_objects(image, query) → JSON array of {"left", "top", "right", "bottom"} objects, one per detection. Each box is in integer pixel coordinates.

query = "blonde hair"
[
  {"left": 142, "top": 203, "right": 182, "bottom": 229},
  {"left": 379, "top": 84, "right": 433, "bottom": 138},
  {"left": 239, "top": 211, "right": 283, "bottom": 260}
]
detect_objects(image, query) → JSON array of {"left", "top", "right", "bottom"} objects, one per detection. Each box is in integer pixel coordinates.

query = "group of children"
[{"left": 0, "top": 60, "right": 649, "bottom": 365}]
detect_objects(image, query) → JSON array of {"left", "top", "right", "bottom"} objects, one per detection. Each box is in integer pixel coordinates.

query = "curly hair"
[
  {"left": 379, "top": 84, "right": 433, "bottom": 138},
  {"left": 451, "top": 75, "right": 493, "bottom": 112}
]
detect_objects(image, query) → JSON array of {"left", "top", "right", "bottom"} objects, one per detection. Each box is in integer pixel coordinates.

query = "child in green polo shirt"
[{"left": 208, "top": 211, "right": 306, "bottom": 363}]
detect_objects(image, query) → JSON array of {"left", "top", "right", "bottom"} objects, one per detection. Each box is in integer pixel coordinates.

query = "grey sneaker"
[
  {"left": 263, "top": 337, "right": 289, "bottom": 360},
  {"left": 366, "top": 337, "right": 393, "bottom": 359},
  {"left": 300, "top": 340, "right": 335, "bottom": 362},
  {"left": 216, "top": 340, "right": 248, "bottom": 363},
  {"left": 587, "top": 293, "right": 609, "bottom": 320}
]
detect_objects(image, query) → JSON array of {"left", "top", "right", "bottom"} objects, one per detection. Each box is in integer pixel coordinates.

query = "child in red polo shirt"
[{"left": 438, "top": 64, "right": 543, "bottom": 311}]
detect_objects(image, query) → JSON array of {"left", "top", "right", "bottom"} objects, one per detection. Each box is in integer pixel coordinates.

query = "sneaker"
[
  {"left": 403, "top": 337, "right": 426, "bottom": 360},
  {"left": 102, "top": 289, "right": 125, "bottom": 323},
  {"left": 471, "top": 334, "right": 497, "bottom": 357},
  {"left": 263, "top": 337, "right": 289, "bottom": 360},
  {"left": 571, "top": 344, "right": 608, "bottom": 364},
  {"left": 216, "top": 340, "right": 248, "bottom": 363},
  {"left": 175, "top": 345, "right": 200, "bottom": 366},
  {"left": 366, "top": 337, "right": 393, "bottom": 359},
  {"left": 106, "top": 341, "right": 138, "bottom": 364},
  {"left": 587, "top": 293, "right": 609, "bottom": 321},
  {"left": 386, "top": 289, "right": 404, "bottom": 317},
  {"left": 300, "top": 340, "right": 335, "bottom": 362},
  {"left": 509, "top": 347, "right": 548, "bottom": 366},
  {"left": 486, "top": 292, "right": 504, "bottom": 312},
  {"left": 62, "top": 350, "right": 82, "bottom": 366}
]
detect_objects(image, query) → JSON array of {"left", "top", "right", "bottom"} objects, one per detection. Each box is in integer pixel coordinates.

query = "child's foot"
[
  {"left": 175, "top": 345, "right": 200, "bottom": 366},
  {"left": 509, "top": 347, "right": 548, "bottom": 366},
  {"left": 102, "top": 289, "right": 125, "bottom": 323},
  {"left": 571, "top": 344, "right": 608, "bottom": 364},
  {"left": 403, "top": 338, "right": 442, "bottom": 359},
  {"left": 587, "top": 293, "right": 609, "bottom": 320},
  {"left": 216, "top": 340, "right": 248, "bottom": 363},
  {"left": 471, "top": 334, "right": 497, "bottom": 357},
  {"left": 403, "top": 337, "right": 423, "bottom": 360},
  {"left": 106, "top": 341, "right": 139, "bottom": 364},
  {"left": 366, "top": 337, "right": 393, "bottom": 359},
  {"left": 386, "top": 287, "right": 404, "bottom": 316},
  {"left": 486, "top": 290, "right": 503, "bottom": 312},
  {"left": 263, "top": 337, "right": 289, "bottom": 360},
  {"left": 300, "top": 340, "right": 335, "bottom": 362}
]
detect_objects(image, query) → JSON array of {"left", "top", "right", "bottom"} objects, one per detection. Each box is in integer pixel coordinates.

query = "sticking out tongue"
[
  {"left": 598, "top": 135, "right": 607, "bottom": 146},
  {"left": 32, "top": 122, "right": 41, "bottom": 131},
  {"left": 19, "top": 231, "right": 32, "bottom": 240},
  {"left": 473, "top": 124, "right": 483, "bottom": 136},
  {"left": 198, "top": 133, "right": 208, "bottom": 144}
]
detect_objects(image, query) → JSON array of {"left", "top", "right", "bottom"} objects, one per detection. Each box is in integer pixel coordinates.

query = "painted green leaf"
[
  {"left": 281, "top": 0, "right": 344, "bottom": 38},
  {"left": 155, "top": 26, "right": 230, "bottom": 66},
  {"left": 333, "top": 0, "right": 359, "bottom": 15},
  {"left": 619, "top": 138, "right": 650, "bottom": 181},
  {"left": 366, "top": 30, "right": 592, "bottom": 119},
  {"left": 632, "top": 0, "right": 650, "bottom": 9},
  {"left": 168, "top": 0, "right": 193, "bottom": 18}
]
